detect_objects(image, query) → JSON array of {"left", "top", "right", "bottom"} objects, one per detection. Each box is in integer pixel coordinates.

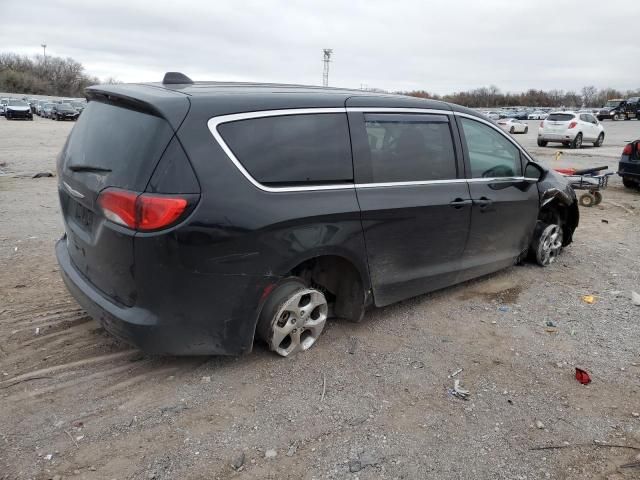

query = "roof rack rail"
[{"left": 162, "top": 72, "right": 193, "bottom": 85}]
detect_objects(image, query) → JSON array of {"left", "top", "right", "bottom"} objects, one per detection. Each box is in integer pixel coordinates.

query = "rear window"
[
  {"left": 364, "top": 114, "right": 456, "bottom": 182},
  {"left": 218, "top": 114, "right": 353, "bottom": 186},
  {"left": 547, "top": 113, "right": 575, "bottom": 122},
  {"left": 64, "top": 101, "right": 174, "bottom": 190}
]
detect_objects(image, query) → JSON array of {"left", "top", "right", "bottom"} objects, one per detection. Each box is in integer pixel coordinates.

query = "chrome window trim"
[
  {"left": 207, "top": 107, "right": 536, "bottom": 193},
  {"left": 453, "top": 111, "right": 535, "bottom": 164}
]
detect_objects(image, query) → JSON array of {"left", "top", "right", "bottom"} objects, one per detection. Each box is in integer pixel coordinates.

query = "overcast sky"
[{"left": 2, "top": 0, "right": 639, "bottom": 94}]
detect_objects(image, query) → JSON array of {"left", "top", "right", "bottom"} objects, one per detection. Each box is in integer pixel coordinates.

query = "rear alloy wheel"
[
  {"left": 570, "top": 133, "right": 583, "bottom": 149},
  {"left": 594, "top": 133, "right": 604, "bottom": 147},
  {"left": 537, "top": 139, "right": 547, "bottom": 147},
  {"left": 257, "top": 279, "right": 329, "bottom": 357},
  {"left": 524, "top": 126, "right": 529, "bottom": 134},
  {"left": 533, "top": 223, "right": 564, "bottom": 266},
  {"left": 510, "top": 126, "right": 515, "bottom": 134}
]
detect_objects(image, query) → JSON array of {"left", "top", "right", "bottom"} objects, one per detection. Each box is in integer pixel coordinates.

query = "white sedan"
[
  {"left": 497, "top": 118, "right": 529, "bottom": 134},
  {"left": 528, "top": 111, "right": 548, "bottom": 120}
]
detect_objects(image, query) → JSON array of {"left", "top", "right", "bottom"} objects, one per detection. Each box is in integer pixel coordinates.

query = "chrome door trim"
[{"left": 207, "top": 107, "right": 538, "bottom": 193}]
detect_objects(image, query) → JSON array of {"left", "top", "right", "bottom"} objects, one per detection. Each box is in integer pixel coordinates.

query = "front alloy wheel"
[
  {"left": 257, "top": 280, "right": 328, "bottom": 357},
  {"left": 534, "top": 223, "right": 564, "bottom": 266}
]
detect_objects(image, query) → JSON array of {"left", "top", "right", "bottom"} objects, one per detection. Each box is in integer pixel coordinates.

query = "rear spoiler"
[{"left": 85, "top": 84, "right": 190, "bottom": 131}]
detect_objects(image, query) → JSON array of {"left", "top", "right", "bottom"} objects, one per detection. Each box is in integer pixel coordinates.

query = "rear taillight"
[
  {"left": 568, "top": 121, "right": 578, "bottom": 129},
  {"left": 97, "top": 188, "right": 188, "bottom": 231},
  {"left": 622, "top": 144, "right": 633, "bottom": 155}
]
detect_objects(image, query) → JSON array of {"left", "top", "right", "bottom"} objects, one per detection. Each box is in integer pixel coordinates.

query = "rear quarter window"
[{"left": 217, "top": 113, "right": 353, "bottom": 186}]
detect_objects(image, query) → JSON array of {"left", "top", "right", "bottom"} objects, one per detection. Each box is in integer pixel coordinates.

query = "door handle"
[
  {"left": 473, "top": 197, "right": 493, "bottom": 208},
  {"left": 449, "top": 198, "right": 472, "bottom": 209}
]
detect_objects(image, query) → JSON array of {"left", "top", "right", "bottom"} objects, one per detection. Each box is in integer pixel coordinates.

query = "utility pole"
[
  {"left": 41, "top": 43, "right": 47, "bottom": 63},
  {"left": 322, "top": 49, "right": 332, "bottom": 87}
]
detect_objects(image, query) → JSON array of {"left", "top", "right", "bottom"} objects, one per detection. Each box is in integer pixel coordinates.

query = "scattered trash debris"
[
  {"left": 44, "top": 454, "right": 53, "bottom": 461},
  {"left": 286, "top": 444, "right": 297, "bottom": 457},
  {"left": 601, "top": 219, "right": 609, "bottom": 223},
  {"left": 546, "top": 320, "right": 556, "bottom": 327},
  {"left": 535, "top": 420, "right": 545, "bottom": 429},
  {"left": 200, "top": 376, "right": 211, "bottom": 383},
  {"left": 347, "top": 336, "right": 358, "bottom": 354},
  {"left": 448, "top": 368, "right": 463, "bottom": 378},
  {"left": 72, "top": 420, "right": 84, "bottom": 428},
  {"left": 410, "top": 360, "right": 425, "bottom": 369},
  {"left": 631, "top": 291, "right": 640, "bottom": 307},
  {"left": 545, "top": 327, "right": 558, "bottom": 334},
  {"left": 32, "top": 171, "right": 54, "bottom": 178},
  {"left": 14, "top": 284, "right": 26, "bottom": 289},
  {"left": 264, "top": 449, "right": 277, "bottom": 459},
  {"left": 498, "top": 305, "right": 509, "bottom": 312},
  {"left": 35, "top": 327, "right": 40, "bottom": 335},
  {"left": 632, "top": 412, "right": 639, "bottom": 418},
  {"left": 231, "top": 452, "right": 245, "bottom": 470},
  {"left": 620, "top": 460, "right": 640, "bottom": 469},
  {"left": 451, "top": 379, "right": 470, "bottom": 400},
  {"left": 575, "top": 367, "right": 592, "bottom": 385},
  {"left": 582, "top": 295, "right": 596, "bottom": 304}
]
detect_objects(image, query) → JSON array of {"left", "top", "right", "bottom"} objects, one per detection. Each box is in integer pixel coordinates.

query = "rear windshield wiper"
[{"left": 68, "top": 165, "right": 112, "bottom": 173}]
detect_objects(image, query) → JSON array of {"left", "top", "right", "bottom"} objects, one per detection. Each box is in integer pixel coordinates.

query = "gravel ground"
[{"left": 1, "top": 115, "right": 639, "bottom": 480}]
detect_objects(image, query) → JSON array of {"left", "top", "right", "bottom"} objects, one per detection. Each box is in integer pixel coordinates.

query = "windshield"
[
  {"left": 8, "top": 100, "right": 28, "bottom": 106},
  {"left": 605, "top": 100, "right": 622, "bottom": 108},
  {"left": 71, "top": 102, "right": 84, "bottom": 108}
]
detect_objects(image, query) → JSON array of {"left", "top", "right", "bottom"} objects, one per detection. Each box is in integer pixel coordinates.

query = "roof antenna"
[{"left": 162, "top": 72, "right": 193, "bottom": 85}]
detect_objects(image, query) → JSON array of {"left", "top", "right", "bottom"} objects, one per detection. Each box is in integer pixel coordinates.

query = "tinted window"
[
  {"left": 547, "top": 113, "right": 575, "bottom": 122},
  {"left": 579, "top": 114, "right": 588, "bottom": 122},
  {"left": 460, "top": 118, "right": 522, "bottom": 178},
  {"left": 218, "top": 114, "right": 352, "bottom": 185},
  {"left": 65, "top": 101, "right": 174, "bottom": 190},
  {"left": 363, "top": 114, "right": 456, "bottom": 182}
]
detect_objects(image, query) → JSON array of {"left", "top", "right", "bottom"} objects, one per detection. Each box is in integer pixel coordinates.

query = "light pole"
[{"left": 41, "top": 43, "right": 47, "bottom": 62}]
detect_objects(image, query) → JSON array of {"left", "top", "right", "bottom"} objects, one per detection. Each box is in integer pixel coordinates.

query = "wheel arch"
[
  {"left": 279, "top": 250, "right": 372, "bottom": 323},
  {"left": 539, "top": 191, "right": 579, "bottom": 246}
]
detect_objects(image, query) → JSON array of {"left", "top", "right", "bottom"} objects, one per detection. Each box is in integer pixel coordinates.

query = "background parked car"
[
  {"left": 51, "top": 103, "right": 79, "bottom": 121},
  {"left": 497, "top": 118, "right": 528, "bottom": 134},
  {"left": 4, "top": 99, "right": 33, "bottom": 120},
  {"left": 0, "top": 98, "right": 9, "bottom": 116},
  {"left": 482, "top": 111, "right": 501, "bottom": 120},
  {"left": 528, "top": 111, "right": 548, "bottom": 120},
  {"left": 71, "top": 101, "right": 86, "bottom": 114},
  {"left": 618, "top": 140, "right": 640, "bottom": 189},
  {"left": 41, "top": 103, "right": 55, "bottom": 118},
  {"left": 538, "top": 111, "right": 604, "bottom": 149}
]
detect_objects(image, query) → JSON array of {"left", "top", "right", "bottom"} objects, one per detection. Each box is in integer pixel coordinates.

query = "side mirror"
[{"left": 524, "top": 161, "right": 546, "bottom": 182}]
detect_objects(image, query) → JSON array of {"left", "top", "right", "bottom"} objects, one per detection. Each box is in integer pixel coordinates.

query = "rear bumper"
[
  {"left": 538, "top": 131, "right": 574, "bottom": 142},
  {"left": 618, "top": 160, "right": 640, "bottom": 178},
  {"left": 56, "top": 237, "right": 274, "bottom": 355}
]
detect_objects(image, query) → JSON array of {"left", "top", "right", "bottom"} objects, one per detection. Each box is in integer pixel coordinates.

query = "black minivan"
[{"left": 56, "top": 74, "right": 579, "bottom": 357}]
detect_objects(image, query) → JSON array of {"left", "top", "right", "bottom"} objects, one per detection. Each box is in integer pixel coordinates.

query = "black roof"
[{"left": 86, "top": 79, "right": 481, "bottom": 126}]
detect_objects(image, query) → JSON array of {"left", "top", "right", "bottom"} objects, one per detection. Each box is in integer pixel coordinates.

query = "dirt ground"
[{"left": 1, "top": 115, "right": 639, "bottom": 480}]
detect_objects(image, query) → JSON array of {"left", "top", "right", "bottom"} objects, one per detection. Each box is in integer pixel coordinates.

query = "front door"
[
  {"left": 456, "top": 115, "right": 539, "bottom": 281},
  {"left": 349, "top": 110, "right": 471, "bottom": 306}
]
